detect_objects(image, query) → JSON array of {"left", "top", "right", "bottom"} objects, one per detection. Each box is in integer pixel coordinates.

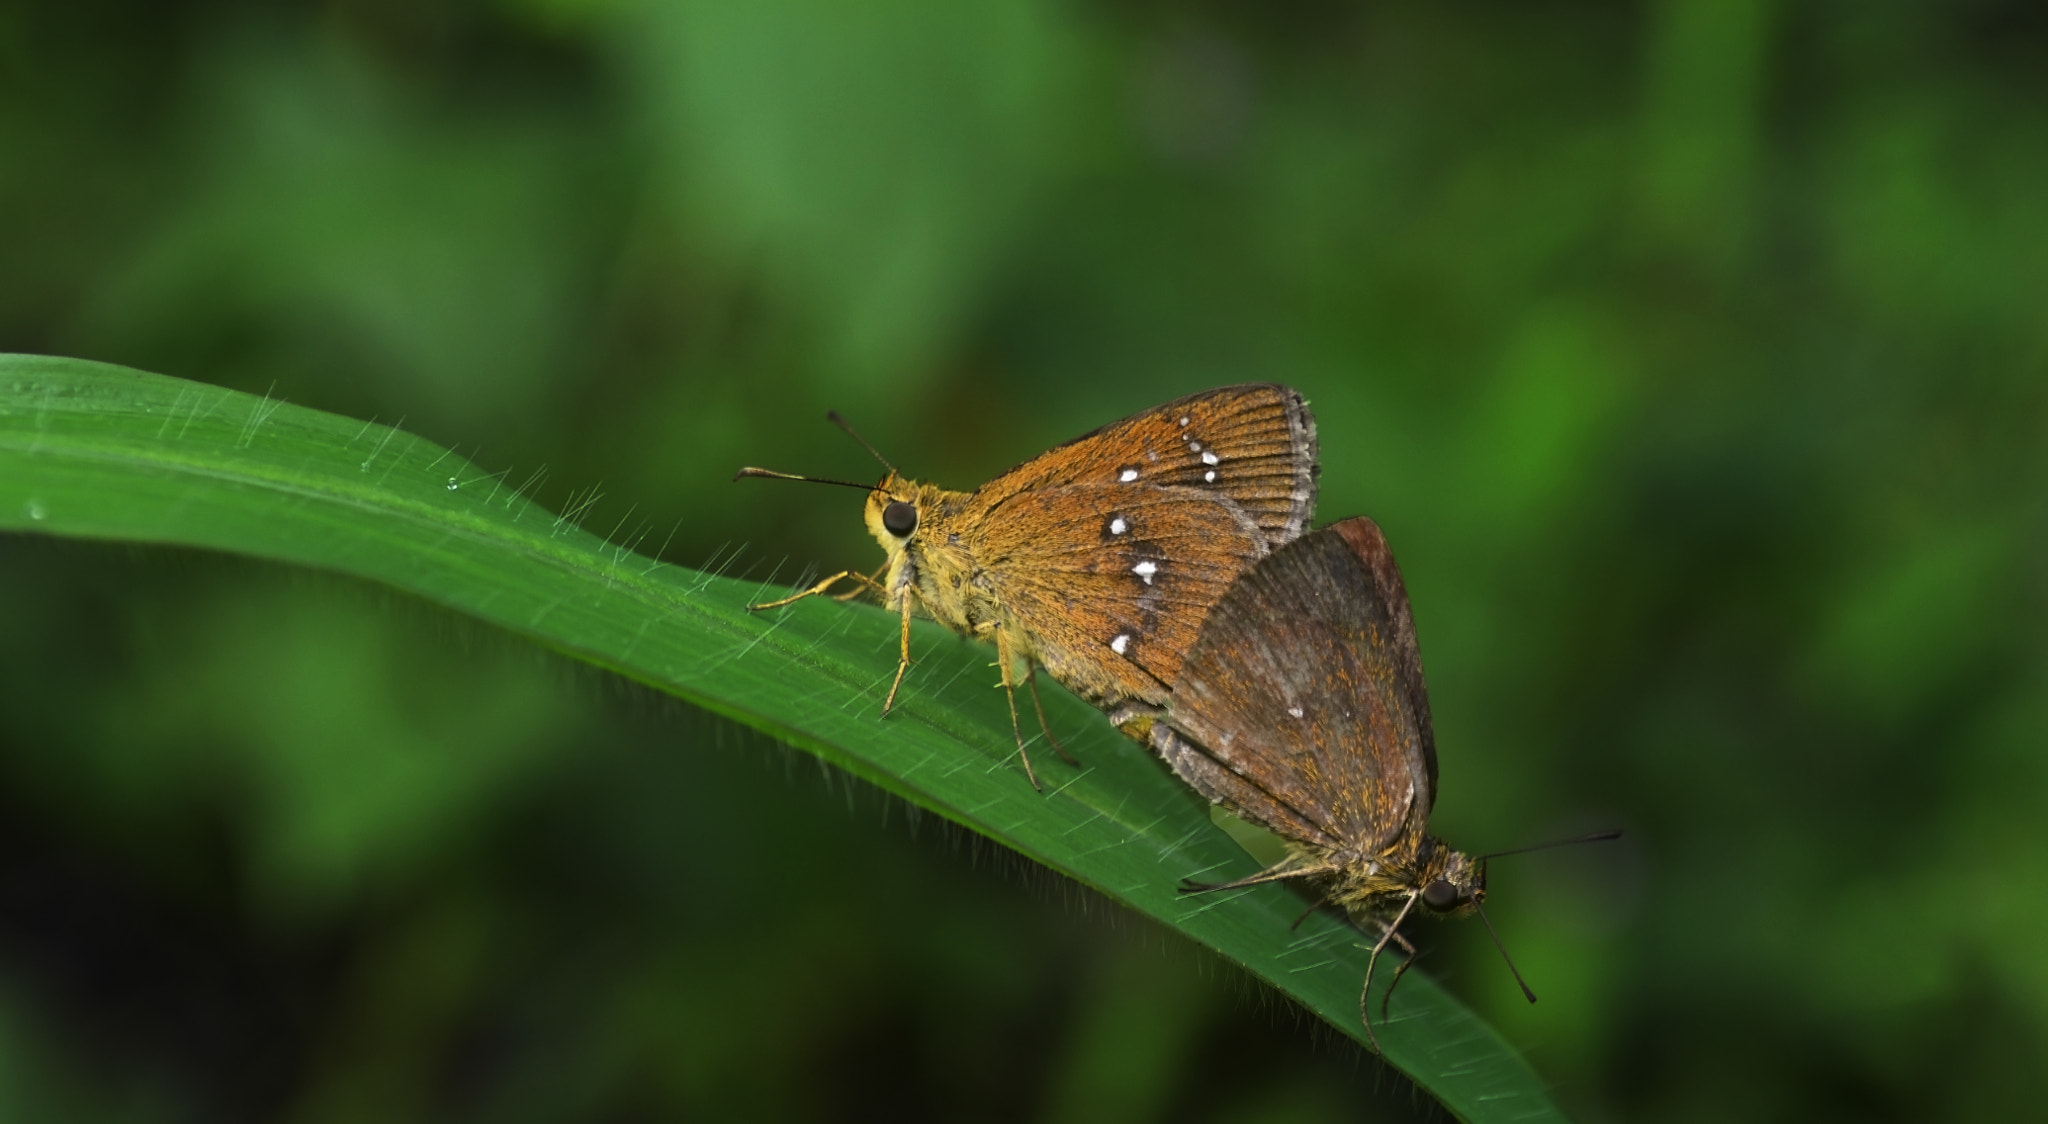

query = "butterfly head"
[
  {"left": 1415, "top": 842, "right": 1484, "bottom": 919},
  {"left": 862, "top": 474, "right": 972, "bottom": 568},
  {"left": 862, "top": 472, "right": 925, "bottom": 550}
]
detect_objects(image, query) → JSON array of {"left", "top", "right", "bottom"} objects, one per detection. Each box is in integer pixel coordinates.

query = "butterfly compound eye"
[
  {"left": 882, "top": 500, "right": 918, "bottom": 537},
  {"left": 1421, "top": 879, "right": 1462, "bottom": 912}
]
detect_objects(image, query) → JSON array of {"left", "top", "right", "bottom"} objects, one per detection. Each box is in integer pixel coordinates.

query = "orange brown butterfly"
[{"left": 737, "top": 385, "right": 1318, "bottom": 788}]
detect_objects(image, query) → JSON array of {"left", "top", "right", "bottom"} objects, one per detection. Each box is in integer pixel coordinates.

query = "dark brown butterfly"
[
  {"left": 739, "top": 385, "right": 1319, "bottom": 787},
  {"left": 1113, "top": 516, "right": 1612, "bottom": 1048}
]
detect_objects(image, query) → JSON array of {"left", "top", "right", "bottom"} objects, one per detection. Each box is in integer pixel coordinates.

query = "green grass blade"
[{"left": 0, "top": 354, "right": 1566, "bottom": 1123}]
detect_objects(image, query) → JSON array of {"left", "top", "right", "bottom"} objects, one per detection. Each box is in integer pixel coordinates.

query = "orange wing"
[
  {"left": 969, "top": 483, "right": 1270, "bottom": 708},
  {"left": 973, "top": 384, "right": 1317, "bottom": 550}
]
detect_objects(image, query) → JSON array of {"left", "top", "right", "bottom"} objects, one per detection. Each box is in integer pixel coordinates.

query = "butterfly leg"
[
  {"left": 748, "top": 569, "right": 881, "bottom": 611},
  {"left": 830, "top": 562, "right": 890, "bottom": 603},
  {"left": 1360, "top": 892, "right": 1422, "bottom": 1053},
  {"left": 880, "top": 596, "right": 916, "bottom": 718},
  {"left": 1289, "top": 894, "right": 1332, "bottom": 931},
  {"left": 986, "top": 623, "right": 1043, "bottom": 791},
  {"left": 1179, "top": 858, "right": 1335, "bottom": 895},
  {"left": 1022, "top": 664, "right": 1079, "bottom": 766},
  {"left": 1376, "top": 925, "right": 1422, "bottom": 1021}
]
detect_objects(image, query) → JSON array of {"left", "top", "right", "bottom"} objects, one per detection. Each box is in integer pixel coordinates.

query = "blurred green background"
[{"left": 4, "top": 0, "right": 2046, "bottom": 1120}]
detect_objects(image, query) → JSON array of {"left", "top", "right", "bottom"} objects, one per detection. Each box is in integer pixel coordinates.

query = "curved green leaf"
[{"left": 0, "top": 354, "right": 1565, "bottom": 1123}]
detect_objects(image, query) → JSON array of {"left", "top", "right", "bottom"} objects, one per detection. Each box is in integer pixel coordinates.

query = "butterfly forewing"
[
  {"left": 974, "top": 384, "right": 1317, "bottom": 550},
  {"left": 1329, "top": 517, "right": 1438, "bottom": 804},
  {"left": 1155, "top": 518, "right": 1438, "bottom": 855}
]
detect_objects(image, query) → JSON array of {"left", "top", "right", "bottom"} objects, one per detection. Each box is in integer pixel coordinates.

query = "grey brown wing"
[
  {"left": 1328, "top": 516, "right": 1437, "bottom": 807},
  {"left": 1153, "top": 516, "right": 1438, "bottom": 853}
]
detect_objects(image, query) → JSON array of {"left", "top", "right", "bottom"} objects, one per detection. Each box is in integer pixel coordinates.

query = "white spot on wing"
[
  {"left": 1188, "top": 440, "right": 1202, "bottom": 452},
  {"left": 1287, "top": 706, "right": 1305, "bottom": 719},
  {"left": 1132, "top": 560, "right": 1158, "bottom": 584},
  {"left": 1204, "top": 470, "right": 1216, "bottom": 483},
  {"left": 1179, "top": 416, "right": 1190, "bottom": 426},
  {"left": 1109, "top": 634, "right": 1130, "bottom": 654},
  {"left": 1119, "top": 468, "right": 1139, "bottom": 482},
  {"left": 1109, "top": 517, "right": 1127, "bottom": 535},
  {"left": 1201, "top": 451, "right": 1220, "bottom": 465}
]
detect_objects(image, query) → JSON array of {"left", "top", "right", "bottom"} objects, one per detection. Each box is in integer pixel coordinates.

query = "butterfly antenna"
[
  {"left": 1454, "top": 829, "right": 1619, "bottom": 1007},
  {"left": 1474, "top": 901, "right": 1537, "bottom": 1004},
  {"left": 1477, "top": 829, "right": 1622, "bottom": 862},
  {"left": 826, "top": 411, "right": 900, "bottom": 476},
  {"left": 732, "top": 467, "right": 880, "bottom": 491}
]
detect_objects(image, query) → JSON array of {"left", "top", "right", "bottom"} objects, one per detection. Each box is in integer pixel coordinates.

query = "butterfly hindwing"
[{"left": 970, "top": 483, "right": 1269, "bottom": 707}]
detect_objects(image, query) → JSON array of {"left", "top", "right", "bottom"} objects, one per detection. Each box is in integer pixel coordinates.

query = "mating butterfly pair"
[{"left": 740, "top": 385, "right": 1573, "bottom": 1049}]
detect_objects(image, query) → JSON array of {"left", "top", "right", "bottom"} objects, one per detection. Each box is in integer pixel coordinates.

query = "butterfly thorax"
[{"left": 1323, "top": 835, "right": 1484, "bottom": 923}]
